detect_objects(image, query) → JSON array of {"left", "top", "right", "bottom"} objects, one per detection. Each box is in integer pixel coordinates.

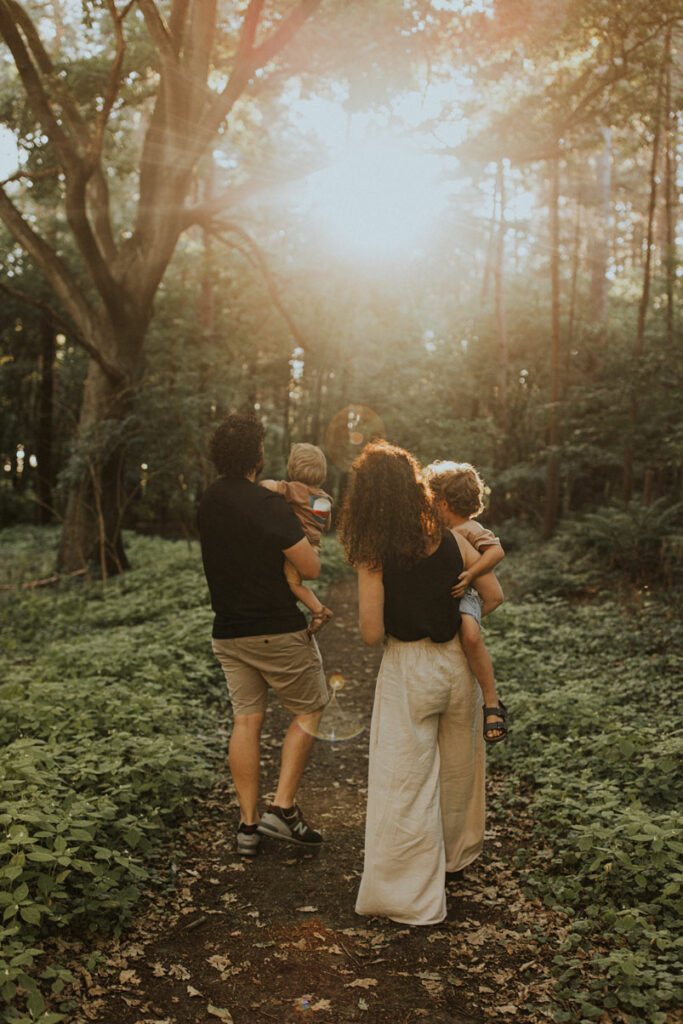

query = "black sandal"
[{"left": 483, "top": 700, "right": 508, "bottom": 745}]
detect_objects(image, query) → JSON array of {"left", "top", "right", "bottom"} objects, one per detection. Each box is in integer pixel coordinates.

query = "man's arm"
[{"left": 283, "top": 537, "right": 321, "bottom": 580}]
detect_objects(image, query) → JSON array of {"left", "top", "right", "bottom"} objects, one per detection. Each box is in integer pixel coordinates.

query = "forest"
[
  {"left": 0, "top": 0, "right": 680, "bottom": 570},
  {"left": 0, "top": 1, "right": 682, "bottom": 1024}
]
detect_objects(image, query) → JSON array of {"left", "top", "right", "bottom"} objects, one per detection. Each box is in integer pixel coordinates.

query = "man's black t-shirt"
[{"left": 199, "top": 477, "right": 307, "bottom": 638}]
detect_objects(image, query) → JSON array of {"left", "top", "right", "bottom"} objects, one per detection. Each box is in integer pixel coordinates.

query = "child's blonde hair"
[
  {"left": 426, "top": 461, "right": 485, "bottom": 519},
  {"left": 287, "top": 443, "right": 327, "bottom": 487}
]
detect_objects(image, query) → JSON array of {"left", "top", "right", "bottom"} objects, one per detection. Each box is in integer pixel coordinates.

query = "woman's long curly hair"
[{"left": 338, "top": 441, "right": 440, "bottom": 569}]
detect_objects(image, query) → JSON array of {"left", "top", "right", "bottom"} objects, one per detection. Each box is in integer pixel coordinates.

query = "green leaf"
[
  {"left": 20, "top": 906, "right": 42, "bottom": 925},
  {"left": 1, "top": 981, "right": 17, "bottom": 1002},
  {"left": 26, "top": 988, "right": 46, "bottom": 1018}
]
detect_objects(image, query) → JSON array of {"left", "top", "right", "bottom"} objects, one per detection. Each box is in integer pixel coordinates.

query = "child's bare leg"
[
  {"left": 284, "top": 560, "right": 333, "bottom": 633},
  {"left": 460, "top": 615, "right": 504, "bottom": 739}
]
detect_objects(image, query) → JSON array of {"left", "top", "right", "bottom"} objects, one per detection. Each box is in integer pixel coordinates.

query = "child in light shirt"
[
  {"left": 426, "top": 460, "right": 508, "bottom": 744},
  {"left": 260, "top": 443, "right": 334, "bottom": 634}
]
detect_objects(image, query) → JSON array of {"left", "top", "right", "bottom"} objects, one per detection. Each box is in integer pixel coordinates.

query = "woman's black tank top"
[{"left": 383, "top": 531, "right": 463, "bottom": 643}]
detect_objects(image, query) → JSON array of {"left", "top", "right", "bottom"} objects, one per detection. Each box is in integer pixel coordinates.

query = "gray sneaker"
[
  {"left": 257, "top": 804, "right": 323, "bottom": 846},
  {"left": 236, "top": 823, "right": 261, "bottom": 856}
]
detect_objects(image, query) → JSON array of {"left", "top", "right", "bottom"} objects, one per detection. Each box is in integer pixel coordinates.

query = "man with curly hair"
[{"left": 199, "top": 414, "right": 328, "bottom": 856}]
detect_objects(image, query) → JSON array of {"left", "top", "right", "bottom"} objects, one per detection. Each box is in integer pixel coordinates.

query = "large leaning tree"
[{"left": 0, "top": 0, "right": 326, "bottom": 574}]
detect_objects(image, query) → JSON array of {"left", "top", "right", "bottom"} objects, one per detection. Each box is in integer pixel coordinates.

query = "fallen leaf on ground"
[
  {"left": 119, "top": 969, "right": 140, "bottom": 985},
  {"left": 345, "top": 978, "right": 378, "bottom": 989},
  {"left": 207, "top": 1006, "right": 234, "bottom": 1022},
  {"left": 168, "top": 963, "right": 190, "bottom": 980},
  {"left": 207, "top": 955, "right": 232, "bottom": 971}
]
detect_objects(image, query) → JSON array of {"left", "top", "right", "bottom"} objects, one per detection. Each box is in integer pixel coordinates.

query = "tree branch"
[
  {"left": 0, "top": 165, "right": 59, "bottom": 188},
  {"left": 0, "top": 0, "right": 79, "bottom": 169},
  {"left": 250, "top": 0, "right": 320, "bottom": 67},
  {"left": 137, "top": 0, "right": 177, "bottom": 66},
  {"left": 0, "top": 185, "right": 123, "bottom": 371},
  {"left": 6, "top": 0, "right": 92, "bottom": 153},
  {"left": 212, "top": 222, "right": 309, "bottom": 352},
  {"left": 88, "top": 0, "right": 131, "bottom": 171},
  {"left": 1, "top": 2, "right": 119, "bottom": 269},
  {"left": 169, "top": 0, "right": 191, "bottom": 54},
  {"left": 0, "top": 279, "right": 125, "bottom": 382},
  {"left": 199, "top": 0, "right": 322, "bottom": 153},
  {"left": 180, "top": 154, "right": 326, "bottom": 230}
]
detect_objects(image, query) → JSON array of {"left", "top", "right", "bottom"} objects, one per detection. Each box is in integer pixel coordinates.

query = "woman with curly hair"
[{"left": 338, "top": 441, "right": 503, "bottom": 925}]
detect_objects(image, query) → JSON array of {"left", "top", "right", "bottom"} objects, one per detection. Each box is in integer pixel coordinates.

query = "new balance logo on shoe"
[{"left": 257, "top": 803, "right": 323, "bottom": 846}]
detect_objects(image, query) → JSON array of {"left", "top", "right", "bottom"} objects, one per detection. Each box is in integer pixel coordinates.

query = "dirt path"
[{"left": 72, "top": 578, "right": 563, "bottom": 1024}]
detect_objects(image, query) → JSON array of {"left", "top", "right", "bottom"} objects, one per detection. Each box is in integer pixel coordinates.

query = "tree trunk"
[
  {"left": 493, "top": 160, "right": 508, "bottom": 454},
  {"left": 663, "top": 27, "right": 676, "bottom": 349},
  {"left": 57, "top": 357, "right": 133, "bottom": 576},
  {"left": 480, "top": 169, "right": 499, "bottom": 304},
  {"left": 587, "top": 127, "right": 611, "bottom": 325},
  {"left": 623, "top": 56, "right": 665, "bottom": 502},
  {"left": 35, "top": 319, "right": 56, "bottom": 524},
  {"left": 543, "top": 155, "right": 561, "bottom": 541},
  {"left": 566, "top": 181, "right": 582, "bottom": 373}
]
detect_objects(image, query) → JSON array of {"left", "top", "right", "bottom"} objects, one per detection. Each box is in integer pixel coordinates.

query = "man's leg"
[
  {"left": 273, "top": 709, "right": 322, "bottom": 808},
  {"left": 229, "top": 711, "right": 266, "bottom": 825}
]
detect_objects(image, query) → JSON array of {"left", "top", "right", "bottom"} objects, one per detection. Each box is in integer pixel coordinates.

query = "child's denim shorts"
[{"left": 459, "top": 586, "right": 483, "bottom": 626}]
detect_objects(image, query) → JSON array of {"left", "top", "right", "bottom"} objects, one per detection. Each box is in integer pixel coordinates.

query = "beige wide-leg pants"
[{"left": 355, "top": 634, "right": 485, "bottom": 925}]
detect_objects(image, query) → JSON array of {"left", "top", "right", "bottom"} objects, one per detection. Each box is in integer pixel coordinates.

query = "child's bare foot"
[{"left": 307, "top": 606, "right": 334, "bottom": 635}]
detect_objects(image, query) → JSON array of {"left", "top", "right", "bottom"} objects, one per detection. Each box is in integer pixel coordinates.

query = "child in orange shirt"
[
  {"left": 260, "top": 443, "right": 334, "bottom": 634},
  {"left": 426, "top": 461, "right": 508, "bottom": 744}
]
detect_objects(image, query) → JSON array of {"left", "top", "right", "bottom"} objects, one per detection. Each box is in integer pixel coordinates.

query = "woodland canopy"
[{"left": 0, "top": 0, "right": 681, "bottom": 576}]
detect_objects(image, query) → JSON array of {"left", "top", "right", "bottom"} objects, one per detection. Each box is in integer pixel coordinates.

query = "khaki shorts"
[{"left": 212, "top": 629, "right": 329, "bottom": 717}]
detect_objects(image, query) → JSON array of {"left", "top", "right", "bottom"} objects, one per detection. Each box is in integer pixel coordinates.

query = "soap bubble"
[
  {"left": 299, "top": 674, "right": 365, "bottom": 743},
  {"left": 324, "top": 405, "right": 385, "bottom": 471}
]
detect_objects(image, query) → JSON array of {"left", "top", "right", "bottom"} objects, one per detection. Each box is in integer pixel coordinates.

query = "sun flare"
[{"left": 301, "top": 139, "right": 448, "bottom": 261}]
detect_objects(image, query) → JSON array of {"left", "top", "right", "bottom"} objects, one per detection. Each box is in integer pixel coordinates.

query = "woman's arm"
[
  {"left": 357, "top": 565, "right": 385, "bottom": 646},
  {"left": 452, "top": 533, "right": 504, "bottom": 617}
]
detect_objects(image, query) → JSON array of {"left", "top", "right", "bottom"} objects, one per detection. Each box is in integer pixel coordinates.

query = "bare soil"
[{"left": 70, "top": 578, "right": 565, "bottom": 1024}]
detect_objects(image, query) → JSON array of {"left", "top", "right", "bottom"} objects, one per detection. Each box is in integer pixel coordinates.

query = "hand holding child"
[{"left": 451, "top": 569, "right": 473, "bottom": 599}]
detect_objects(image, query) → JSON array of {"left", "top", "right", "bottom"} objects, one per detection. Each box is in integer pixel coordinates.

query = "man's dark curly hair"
[
  {"left": 209, "top": 414, "right": 265, "bottom": 478},
  {"left": 338, "top": 440, "right": 441, "bottom": 569}
]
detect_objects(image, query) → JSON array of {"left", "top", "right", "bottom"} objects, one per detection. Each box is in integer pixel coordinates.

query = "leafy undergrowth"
[
  {"left": 0, "top": 528, "right": 345, "bottom": 1024},
  {"left": 1, "top": 526, "right": 681, "bottom": 1024},
  {"left": 488, "top": 557, "right": 682, "bottom": 1024}
]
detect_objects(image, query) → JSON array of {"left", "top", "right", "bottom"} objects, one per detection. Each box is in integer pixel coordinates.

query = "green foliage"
[
  {"left": 570, "top": 499, "right": 682, "bottom": 585},
  {"left": 498, "top": 498, "right": 682, "bottom": 602},
  {"left": 488, "top": 551, "right": 682, "bottom": 1023},
  {"left": 0, "top": 527, "right": 348, "bottom": 1021},
  {"left": 0, "top": 531, "right": 220, "bottom": 1022}
]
